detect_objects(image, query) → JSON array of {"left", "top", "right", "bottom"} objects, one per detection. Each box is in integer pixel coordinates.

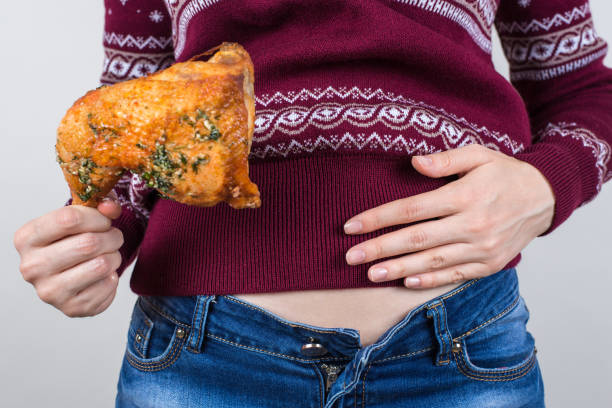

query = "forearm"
[{"left": 496, "top": 0, "right": 612, "bottom": 236}]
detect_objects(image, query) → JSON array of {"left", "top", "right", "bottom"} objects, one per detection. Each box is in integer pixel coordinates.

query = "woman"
[{"left": 14, "top": 0, "right": 612, "bottom": 406}]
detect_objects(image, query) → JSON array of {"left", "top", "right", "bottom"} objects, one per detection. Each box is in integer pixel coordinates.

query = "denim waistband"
[{"left": 140, "top": 267, "right": 519, "bottom": 365}]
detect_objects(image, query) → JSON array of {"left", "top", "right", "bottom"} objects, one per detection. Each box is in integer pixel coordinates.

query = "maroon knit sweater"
[{"left": 83, "top": 0, "right": 612, "bottom": 295}]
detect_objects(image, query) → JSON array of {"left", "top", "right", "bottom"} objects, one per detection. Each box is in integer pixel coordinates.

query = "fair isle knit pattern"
[
  {"left": 101, "top": 49, "right": 174, "bottom": 84},
  {"left": 90, "top": 0, "right": 612, "bottom": 295},
  {"left": 101, "top": 0, "right": 174, "bottom": 84},
  {"left": 391, "top": 0, "right": 498, "bottom": 53},
  {"left": 497, "top": 1, "right": 608, "bottom": 81},
  {"left": 252, "top": 87, "right": 526, "bottom": 159},
  {"left": 99, "top": 0, "right": 174, "bottom": 230},
  {"left": 103, "top": 32, "right": 173, "bottom": 50},
  {"left": 173, "top": 0, "right": 224, "bottom": 57},
  {"left": 112, "top": 172, "right": 152, "bottom": 225},
  {"left": 496, "top": 3, "right": 590, "bottom": 34},
  {"left": 534, "top": 123, "right": 612, "bottom": 196}
]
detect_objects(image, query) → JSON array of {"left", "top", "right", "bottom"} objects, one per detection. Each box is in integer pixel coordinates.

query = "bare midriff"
[{"left": 232, "top": 282, "right": 462, "bottom": 347}]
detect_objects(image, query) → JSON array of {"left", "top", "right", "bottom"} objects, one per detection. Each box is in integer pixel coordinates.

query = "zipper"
[{"left": 320, "top": 363, "right": 343, "bottom": 394}]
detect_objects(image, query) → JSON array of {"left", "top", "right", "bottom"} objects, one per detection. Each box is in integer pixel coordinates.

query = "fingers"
[
  {"left": 33, "top": 263, "right": 120, "bottom": 318},
  {"left": 29, "top": 251, "right": 121, "bottom": 307},
  {"left": 20, "top": 228, "right": 124, "bottom": 283},
  {"left": 60, "top": 273, "right": 119, "bottom": 318},
  {"left": 343, "top": 182, "right": 462, "bottom": 234},
  {"left": 411, "top": 144, "right": 494, "bottom": 179},
  {"left": 15, "top": 205, "right": 114, "bottom": 250},
  {"left": 92, "top": 287, "right": 119, "bottom": 316},
  {"left": 49, "top": 252, "right": 122, "bottom": 305},
  {"left": 400, "top": 262, "right": 489, "bottom": 289},
  {"left": 344, "top": 144, "right": 498, "bottom": 235},
  {"left": 366, "top": 242, "right": 483, "bottom": 282},
  {"left": 345, "top": 215, "right": 467, "bottom": 265},
  {"left": 14, "top": 194, "right": 123, "bottom": 319},
  {"left": 97, "top": 190, "right": 122, "bottom": 220}
]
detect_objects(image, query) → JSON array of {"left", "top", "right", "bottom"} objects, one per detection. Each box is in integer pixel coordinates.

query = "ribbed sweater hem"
[{"left": 129, "top": 153, "right": 521, "bottom": 296}]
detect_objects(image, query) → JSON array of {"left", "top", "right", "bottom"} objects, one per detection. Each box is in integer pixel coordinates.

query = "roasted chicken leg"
[{"left": 55, "top": 42, "right": 260, "bottom": 209}]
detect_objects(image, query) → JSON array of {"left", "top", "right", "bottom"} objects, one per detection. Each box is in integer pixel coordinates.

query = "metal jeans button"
[{"left": 301, "top": 337, "right": 328, "bottom": 357}]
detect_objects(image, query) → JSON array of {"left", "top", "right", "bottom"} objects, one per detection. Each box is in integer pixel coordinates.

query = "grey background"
[{"left": 1, "top": 1, "right": 610, "bottom": 406}]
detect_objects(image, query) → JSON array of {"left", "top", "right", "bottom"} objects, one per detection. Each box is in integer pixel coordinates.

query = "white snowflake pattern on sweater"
[{"left": 149, "top": 10, "right": 164, "bottom": 23}]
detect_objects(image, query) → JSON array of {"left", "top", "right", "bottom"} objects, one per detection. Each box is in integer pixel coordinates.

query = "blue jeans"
[{"left": 116, "top": 267, "right": 544, "bottom": 407}]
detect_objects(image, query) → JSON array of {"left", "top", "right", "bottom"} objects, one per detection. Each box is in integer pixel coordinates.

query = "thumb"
[
  {"left": 97, "top": 190, "right": 122, "bottom": 220},
  {"left": 411, "top": 144, "right": 492, "bottom": 178}
]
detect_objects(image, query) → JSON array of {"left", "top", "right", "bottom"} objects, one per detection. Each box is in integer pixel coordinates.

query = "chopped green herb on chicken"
[{"left": 191, "top": 155, "right": 210, "bottom": 174}]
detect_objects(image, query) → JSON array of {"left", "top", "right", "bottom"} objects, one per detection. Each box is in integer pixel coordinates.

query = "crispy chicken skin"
[{"left": 56, "top": 42, "right": 260, "bottom": 209}]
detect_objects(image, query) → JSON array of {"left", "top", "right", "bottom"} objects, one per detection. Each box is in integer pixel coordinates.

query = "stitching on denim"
[
  {"left": 372, "top": 346, "right": 433, "bottom": 363},
  {"left": 126, "top": 328, "right": 184, "bottom": 369},
  {"left": 136, "top": 299, "right": 154, "bottom": 328},
  {"left": 437, "top": 307, "right": 448, "bottom": 364},
  {"left": 309, "top": 363, "right": 323, "bottom": 408},
  {"left": 195, "top": 297, "right": 210, "bottom": 353},
  {"left": 426, "top": 301, "right": 443, "bottom": 309},
  {"left": 186, "top": 324, "right": 202, "bottom": 353},
  {"left": 452, "top": 346, "right": 537, "bottom": 382},
  {"left": 187, "top": 297, "right": 205, "bottom": 354},
  {"left": 435, "top": 307, "right": 445, "bottom": 363},
  {"left": 137, "top": 300, "right": 154, "bottom": 328},
  {"left": 319, "top": 365, "right": 324, "bottom": 408},
  {"left": 194, "top": 300, "right": 204, "bottom": 352},
  {"left": 133, "top": 299, "right": 153, "bottom": 359},
  {"left": 134, "top": 329, "right": 147, "bottom": 359},
  {"left": 206, "top": 332, "right": 351, "bottom": 363},
  {"left": 139, "top": 297, "right": 190, "bottom": 328},
  {"left": 441, "top": 278, "right": 479, "bottom": 300},
  {"left": 125, "top": 332, "right": 186, "bottom": 372},
  {"left": 458, "top": 340, "right": 536, "bottom": 376},
  {"left": 222, "top": 296, "right": 353, "bottom": 335},
  {"left": 307, "top": 362, "right": 324, "bottom": 408},
  {"left": 454, "top": 295, "right": 520, "bottom": 340},
  {"left": 362, "top": 362, "right": 373, "bottom": 408},
  {"left": 454, "top": 354, "right": 536, "bottom": 382},
  {"left": 186, "top": 336, "right": 202, "bottom": 354},
  {"left": 427, "top": 304, "right": 450, "bottom": 365}
]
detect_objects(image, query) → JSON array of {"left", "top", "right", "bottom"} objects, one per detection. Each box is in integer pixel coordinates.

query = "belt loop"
[
  {"left": 187, "top": 295, "right": 216, "bottom": 353},
  {"left": 426, "top": 300, "right": 452, "bottom": 366}
]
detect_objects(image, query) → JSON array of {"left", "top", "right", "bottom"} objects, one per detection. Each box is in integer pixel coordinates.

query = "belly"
[{"left": 232, "top": 283, "right": 462, "bottom": 347}]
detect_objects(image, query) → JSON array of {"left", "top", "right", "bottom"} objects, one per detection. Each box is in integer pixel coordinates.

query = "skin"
[
  {"left": 15, "top": 143, "right": 555, "bottom": 323},
  {"left": 14, "top": 192, "right": 124, "bottom": 317},
  {"left": 344, "top": 143, "right": 556, "bottom": 288},
  {"left": 235, "top": 143, "right": 556, "bottom": 346}
]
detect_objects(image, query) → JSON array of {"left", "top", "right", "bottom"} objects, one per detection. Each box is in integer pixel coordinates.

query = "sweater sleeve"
[
  {"left": 495, "top": 0, "right": 612, "bottom": 237},
  {"left": 65, "top": 0, "right": 175, "bottom": 276}
]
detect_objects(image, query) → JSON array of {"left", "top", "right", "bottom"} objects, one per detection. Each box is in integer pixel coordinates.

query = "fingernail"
[
  {"left": 404, "top": 277, "right": 421, "bottom": 287},
  {"left": 346, "top": 249, "right": 366, "bottom": 264},
  {"left": 370, "top": 267, "right": 388, "bottom": 281},
  {"left": 344, "top": 220, "right": 362, "bottom": 234},
  {"left": 102, "top": 196, "right": 118, "bottom": 204},
  {"left": 417, "top": 156, "right": 432, "bottom": 166}
]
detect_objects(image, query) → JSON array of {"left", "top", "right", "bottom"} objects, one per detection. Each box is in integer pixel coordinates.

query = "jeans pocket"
[
  {"left": 452, "top": 295, "right": 538, "bottom": 382},
  {"left": 124, "top": 296, "right": 190, "bottom": 372}
]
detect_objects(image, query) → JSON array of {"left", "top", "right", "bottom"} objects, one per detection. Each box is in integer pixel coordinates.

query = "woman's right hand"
[{"left": 13, "top": 192, "right": 124, "bottom": 317}]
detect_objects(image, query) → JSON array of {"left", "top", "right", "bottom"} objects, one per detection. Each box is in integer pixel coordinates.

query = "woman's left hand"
[{"left": 344, "top": 143, "right": 556, "bottom": 289}]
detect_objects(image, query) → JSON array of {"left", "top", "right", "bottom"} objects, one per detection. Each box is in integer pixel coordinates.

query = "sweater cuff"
[
  {"left": 513, "top": 126, "right": 602, "bottom": 237},
  {"left": 64, "top": 197, "right": 145, "bottom": 277},
  {"left": 111, "top": 206, "right": 146, "bottom": 277}
]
